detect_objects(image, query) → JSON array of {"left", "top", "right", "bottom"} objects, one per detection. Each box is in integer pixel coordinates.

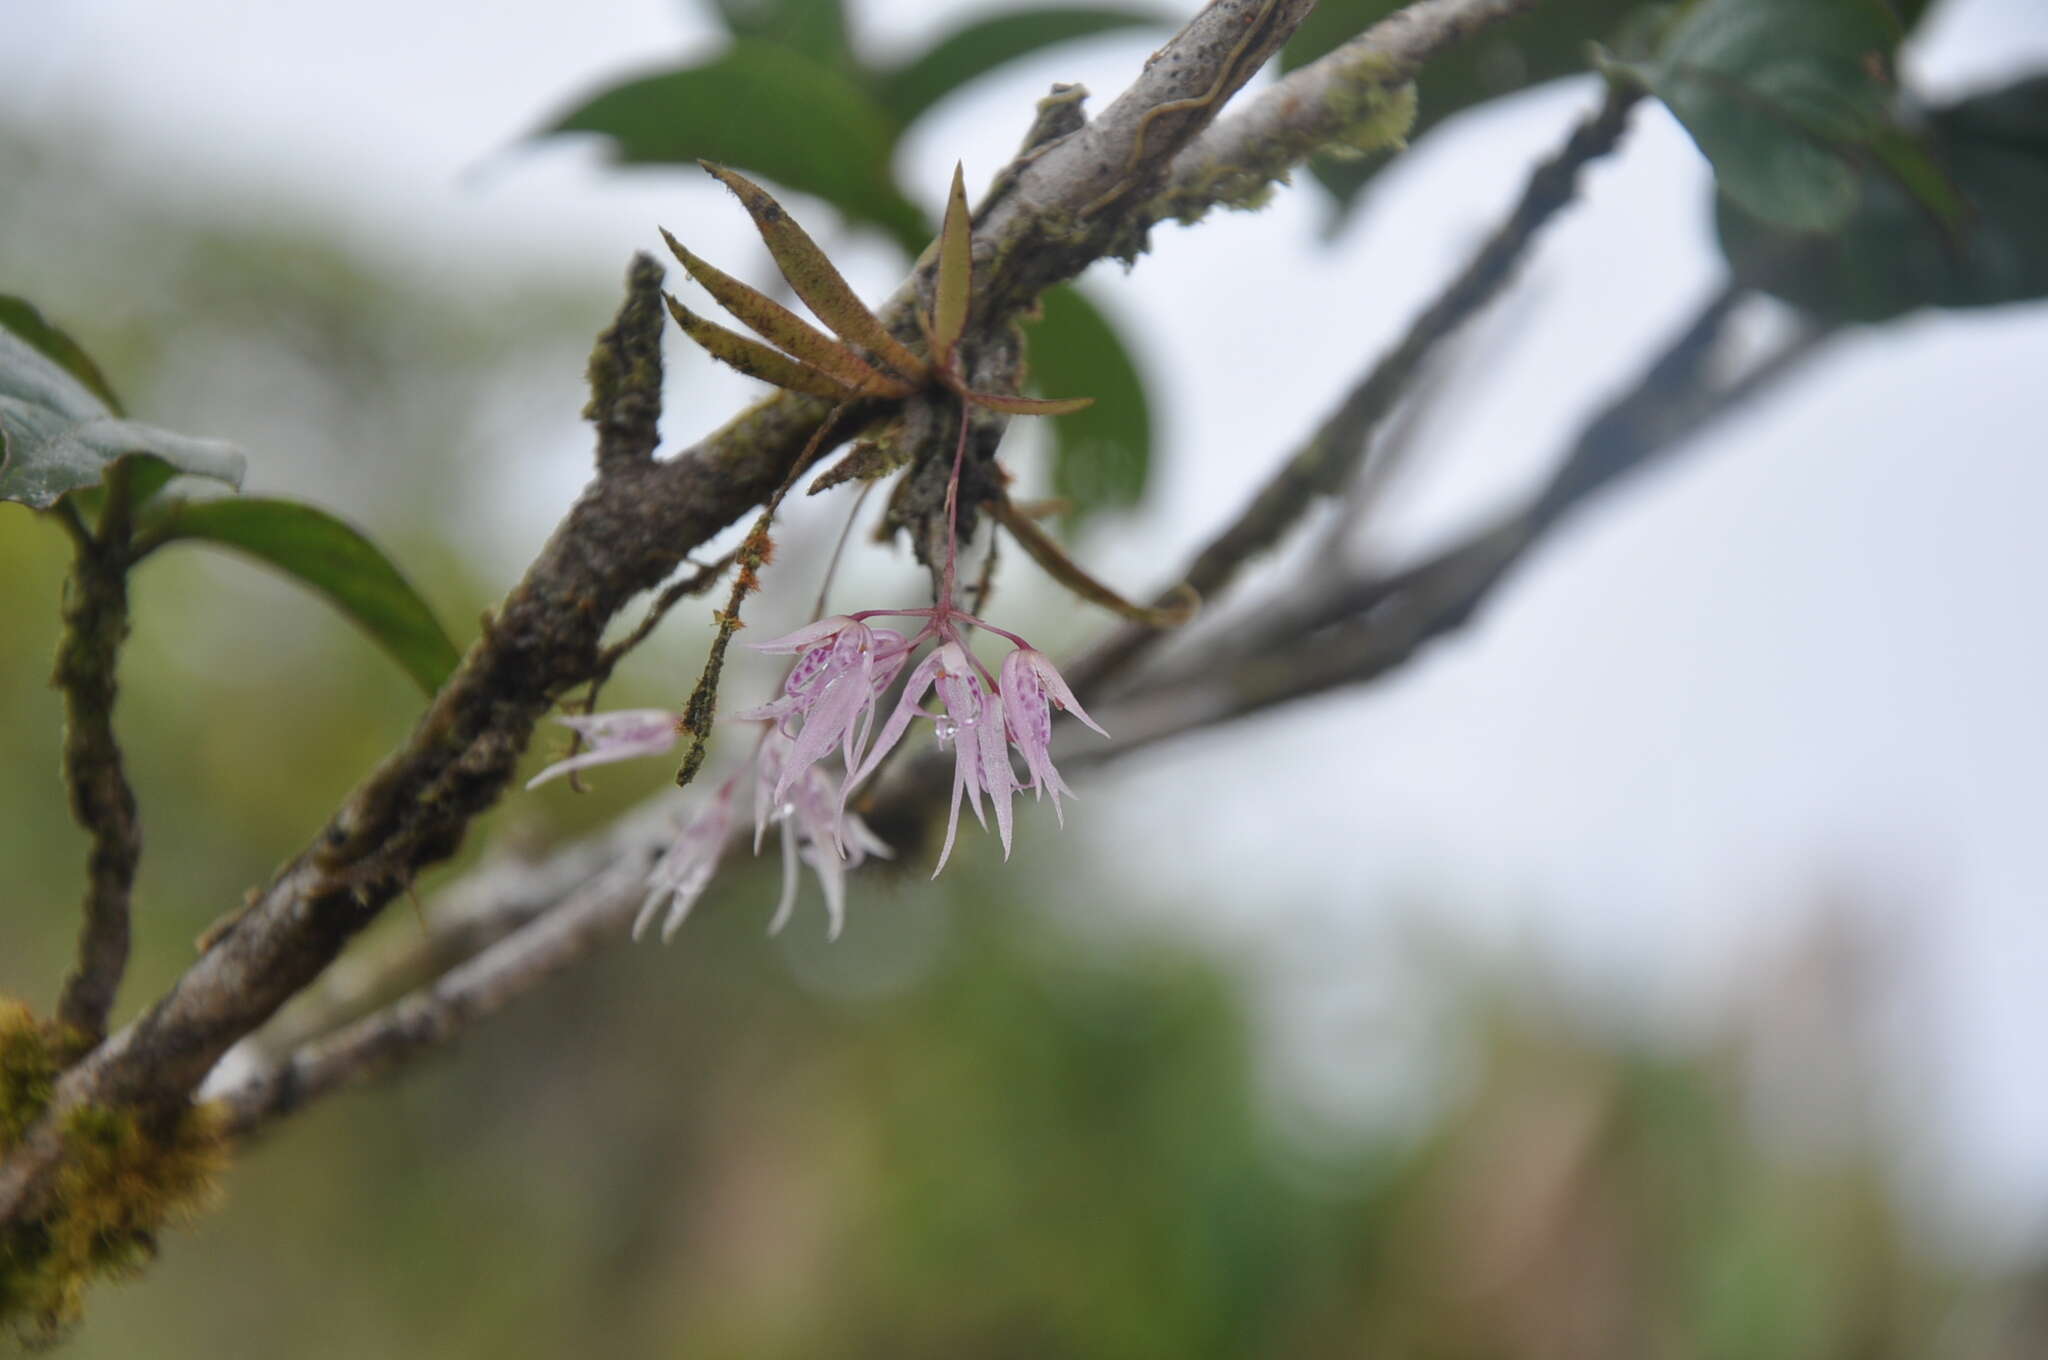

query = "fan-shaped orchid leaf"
[
  {"left": 660, "top": 228, "right": 913, "bottom": 398},
  {"left": 663, "top": 292, "right": 855, "bottom": 400},
  {"left": 145, "top": 497, "right": 460, "bottom": 696},
  {"left": 698, "top": 162, "right": 929, "bottom": 382},
  {"left": 932, "top": 163, "right": 974, "bottom": 363}
]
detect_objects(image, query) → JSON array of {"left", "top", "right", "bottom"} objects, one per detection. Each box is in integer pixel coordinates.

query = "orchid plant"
[{"left": 528, "top": 162, "right": 1145, "bottom": 941}]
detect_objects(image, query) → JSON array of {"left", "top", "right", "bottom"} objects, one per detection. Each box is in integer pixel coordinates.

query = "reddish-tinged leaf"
[
  {"left": 990, "top": 497, "right": 1198, "bottom": 627},
  {"left": 660, "top": 228, "right": 913, "bottom": 398},
  {"left": 965, "top": 391, "right": 1095, "bottom": 416},
  {"left": 698, "top": 162, "right": 929, "bottom": 383},
  {"left": 663, "top": 292, "right": 855, "bottom": 400},
  {"left": 933, "top": 162, "right": 973, "bottom": 362}
]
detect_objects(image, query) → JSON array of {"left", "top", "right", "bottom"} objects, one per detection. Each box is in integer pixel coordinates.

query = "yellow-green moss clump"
[{"left": 0, "top": 999, "right": 229, "bottom": 1348}]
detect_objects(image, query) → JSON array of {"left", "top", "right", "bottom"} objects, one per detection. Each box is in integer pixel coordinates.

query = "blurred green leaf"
[
  {"left": 878, "top": 6, "right": 1166, "bottom": 127},
  {"left": 0, "top": 327, "right": 244, "bottom": 511},
  {"left": 1640, "top": 0, "right": 1947, "bottom": 232},
  {"left": 708, "top": 0, "right": 852, "bottom": 71},
  {"left": 0, "top": 295, "right": 124, "bottom": 414},
  {"left": 1281, "top": 0, "right": 1648, "bottom": 230},
  {"left": 147, "top": 498, "right": 461, "bottom": 695},
  {"left": 1026, "top": 284, "right": 1151, "bottom": 522},
  {"left": 539, "top": 38, "right": 927, "bottom": 251},
  {"left": 1718, "top": 74, "right": 2048, "bottom": 321}
]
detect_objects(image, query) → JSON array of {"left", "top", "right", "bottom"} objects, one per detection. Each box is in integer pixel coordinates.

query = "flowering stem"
[{"left": 939, "top": 396, "right": 973, "bottom": 609}]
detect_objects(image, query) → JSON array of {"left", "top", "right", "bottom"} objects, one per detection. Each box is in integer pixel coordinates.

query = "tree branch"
[
  {"left": 208, "top": 297, "right": 1827, "bottom": 1135},
  {"left": 1, "top": 0, "right": 1555, "bottom": 1223},
  {"left": 1070, "top": 79, "right": 1642, "bottom": 698},
  {"left": 1146, "top": 0, "right": 1542, "bottom": 226},
  {"left": 1076, "top": 292, "right": 1834, "bottom": 758}
]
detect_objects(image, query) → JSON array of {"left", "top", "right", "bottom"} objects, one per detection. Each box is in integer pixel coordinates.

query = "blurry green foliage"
[
  {"left": 141, "top": 498, "right": 461, "bottom": 697},
  {"left": 0, "top": 320, "right": 244, "bottom": 511},
  {"left": 1635, "top": 0, "right": 2048, "bottom": 322},
  {"left": 1718, "top": 73, "right": 2048, "bottom": 320},
  {"left": 1636, "top": 0, "right": 1945, "bottom": 232},
  {"left": 1028, "top": 284, "right": 1150, "bottom": 524}
]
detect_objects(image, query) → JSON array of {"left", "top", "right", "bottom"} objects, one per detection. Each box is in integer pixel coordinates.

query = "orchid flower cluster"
[
  {"left": 525, "top": 605, "right": 1103, "bottom": 942},
  {"left": 526, "top": 159, "right": 1112, "bottom": 942}
]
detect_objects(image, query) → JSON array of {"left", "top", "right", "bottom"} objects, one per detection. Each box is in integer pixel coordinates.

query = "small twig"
[
  {"left": 673, "top": 408, "right": 846, "bottom": 790},
  {"left": 52, "top": 460, "right": 142, "bottom": 1047},
  {"left": 1069, "top": 80, "right": 1642, "bottom": 698}
]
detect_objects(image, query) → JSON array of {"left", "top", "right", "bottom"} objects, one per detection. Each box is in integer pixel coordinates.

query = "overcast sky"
[{"left": 10, "top": 0, "right": 2048, "bottom": 1259}]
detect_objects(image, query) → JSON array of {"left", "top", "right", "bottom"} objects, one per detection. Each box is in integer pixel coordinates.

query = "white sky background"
[{"left": 10, "top": 0, "right": 2048, "bottom": 1258}]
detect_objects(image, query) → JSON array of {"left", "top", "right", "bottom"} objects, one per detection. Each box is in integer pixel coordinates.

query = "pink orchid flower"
[
  {"left": 853, "top": 641, "right": 1015, "bottom": 873},
  {"left": 998, "top": 648, "right": 1107, "bottom": 824},
  {"left": 525, "top": 709, "right": 682, "bottom": 790},
  {"left": 753, "top": 729, "right": 891, "bottom": 938},
  {"left": 635, "top": 775, "right": 740, "bottom": 942},
  {"left": 732, "top": 616, "right": 907, "bottom": 805}
]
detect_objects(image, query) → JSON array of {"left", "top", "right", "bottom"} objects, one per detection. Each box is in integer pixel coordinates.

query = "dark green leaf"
[
  {"left": 879, "top": 6, "right": 1167, "bottom": 127},
  {"left": 708, "top": 0, "right": 852, "bottom": 72},
  {"left": 1025, "top": 284, "right": 1151, "bottom": 523},
  {"left": 1718, "top": 73, "right": 2048, "bottom": 321},
  {"left": 0, "top": 295, "right": 124, "bottom": 414},
  {"left": 1281, "top": 0, "right": 1648, "bottom": 230},
  {"left": 537, "top": 39, "right": 927, "bottom": 251},
  {"left": 147, "top": 498, "right": 461, "bottom": 695},
  {"left": 1641, "top": 0, "right": 1948, "bottom": 232},
  {"left": 0, "top": 328, "right": 244, "bottom": 510}
]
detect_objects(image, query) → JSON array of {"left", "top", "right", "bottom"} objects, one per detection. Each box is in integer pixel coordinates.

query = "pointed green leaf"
[
  {"left": 659, "top": 228, "right": 912, "bottom": 397},
  {"left": 0, "top": 296, "right": 124, "bottom": 414},
  {"left": 0, "top": 327, "right": 244, "bottom": 510},
  {"left": 537, "top": 40, "right": 928, "bottom": 252},
  {"left": 699, "top": 162, "right": 930, "bottom": 382},
  {"left": 664, "top": 292, "right": 857, "bottom": 400},
  {"left": 1024, "top": 284, "right": 1152, "bottom": 523},
  {"left": 879, "top": 5, "right": 1168, "bottom": 127},
  {"left": 933, "top": 164, "right": 973, "bottom": 362},
  {"left": 708, "top": 0, "right": 851, "bottom": 72},
  {"left": 1717, "top": 73, "right": 2048, "bottom": 321},
  {"left": 1640, "top": 0, "right": 1944, "bottom": 232},
  {"left": 966, "top": 391, "right": 1093, "bottom": 416},
  {"left": 147, "top": 498, "right": 461, "bottom": 696}
]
